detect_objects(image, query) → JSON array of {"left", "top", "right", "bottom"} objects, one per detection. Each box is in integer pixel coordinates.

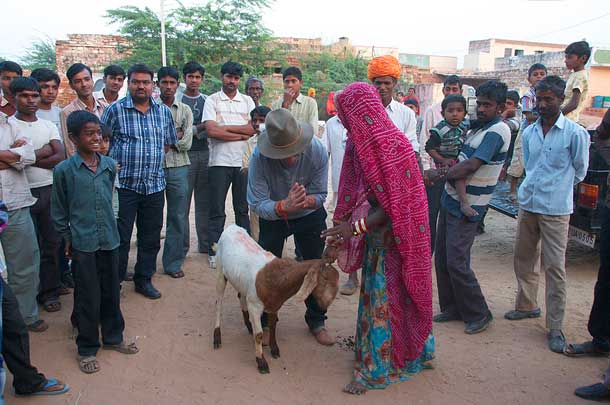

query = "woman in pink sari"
[{"left": 322, "top": 82, "right": 434, "bottom": 395}]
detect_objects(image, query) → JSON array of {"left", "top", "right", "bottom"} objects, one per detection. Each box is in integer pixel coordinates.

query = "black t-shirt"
[{"left": 181, "top": 93, "right": 207, "bottom": 151}]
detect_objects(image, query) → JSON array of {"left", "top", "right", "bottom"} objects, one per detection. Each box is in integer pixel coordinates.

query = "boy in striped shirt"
[{"left": 434, "top": 80, "right": 511, "bottom": 335}]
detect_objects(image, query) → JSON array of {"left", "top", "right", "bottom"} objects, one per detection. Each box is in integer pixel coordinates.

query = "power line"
[{"left": 526, "top": 11, "right": 610, "bottom": 40}]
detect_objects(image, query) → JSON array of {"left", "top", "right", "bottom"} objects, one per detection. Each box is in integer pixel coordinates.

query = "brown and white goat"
[{"left": 213, "top": 225, "right": 339, "bottom": 374}]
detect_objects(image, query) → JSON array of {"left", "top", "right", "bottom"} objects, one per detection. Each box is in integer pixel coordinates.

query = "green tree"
[
  {"left": 22, "top": 39, "right": 56, "bottom": 70},
  {"left": 297, "top": 52, "right": 369, "bottom": 119},
  {"left": 106, "top": 0, "right": 283, "bottom": 93}
]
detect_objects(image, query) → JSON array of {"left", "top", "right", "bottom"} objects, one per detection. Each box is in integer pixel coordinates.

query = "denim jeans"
[
  {"left": 207, "top": 166, "right": 250, "bottom": 255},
  {"left": 184, "top": 150, "right": 210, "bottom": 254},
  {"left": 163, "top": 166, "right": 189, "bottom": 274},
  {"left": 0, "top": 208, "right": 40, "bottom": 325},
  {"left": 117, "top": 189, "right": 164, "bottom": 286}
]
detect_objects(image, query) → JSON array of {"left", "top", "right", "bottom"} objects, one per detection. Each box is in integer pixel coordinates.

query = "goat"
[{"left": 213, "top": 224, "right": 339, "bottom": 374}]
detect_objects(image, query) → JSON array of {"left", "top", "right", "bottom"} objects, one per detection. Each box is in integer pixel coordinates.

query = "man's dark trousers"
[
  {"left": 588, "top": 204, "right": 610, "bottom": 351},
  {"left": 117, "top": 189, "right": 164, "bottom": 286},
  {"left": 258, "top": 207, "right": 328, "bottom": 331},
  {"left": 1, "top": 278, "right": 47, "bottom": 395},
  {"left": 72, "top": 248, "right": 125, "bottom": 357},
  {"left": 426, "top": 180, "right": 444, "bottom": 253},
  {"left": 207, "top": 166, "right": 250, "bottom": 254},
  {"left": 435, "top": 206, "right": 490, "bottom": 323},
  {"left": 30, "top": 185, "right": 62, "bottom": 304}
]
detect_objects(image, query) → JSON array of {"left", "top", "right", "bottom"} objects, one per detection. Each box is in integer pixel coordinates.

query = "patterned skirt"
[{"left": 353, "top": 242, "right": 435, "bottom": 389}]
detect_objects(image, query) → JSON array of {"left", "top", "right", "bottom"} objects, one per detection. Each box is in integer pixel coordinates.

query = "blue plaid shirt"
[{"left": 101, "top": 94, "right": 178, "bottom": 195}]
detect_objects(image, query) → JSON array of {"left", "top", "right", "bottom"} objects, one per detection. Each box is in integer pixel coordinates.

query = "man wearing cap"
[
  {"left": 367, "top": 55, "right": 419, "bottom": 153},
  {"left": 247, "top": 108, "right": 333, "bottom": 346}
]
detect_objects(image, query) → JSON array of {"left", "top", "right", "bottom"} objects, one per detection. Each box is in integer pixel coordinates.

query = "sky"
[{"left": 1, "top": 0, "right": 608, "bottom": 65}]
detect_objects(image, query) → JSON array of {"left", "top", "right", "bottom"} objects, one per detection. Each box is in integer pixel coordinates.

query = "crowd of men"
[{"left": 0, "top": 37, "right": 608, "bottom": 401}]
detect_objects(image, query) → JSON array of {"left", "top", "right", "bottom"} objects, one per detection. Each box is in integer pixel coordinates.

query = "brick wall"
[
  {"left": 475, "top": 66, "right": 570, "bottom": 93},
  {"left": 55, "top": 34, "right": 131, "bottom": 107},
  {"left": 494, "top": 51, "right": 565, "bottom": 71}
]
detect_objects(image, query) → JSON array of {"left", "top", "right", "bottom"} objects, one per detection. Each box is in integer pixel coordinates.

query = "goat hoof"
[
  {"left": 256, "top": 357, "right": 270, "bottom": 374},
  {"left": 213, "top": 328, "right": 221, "bottom": 349},
  {"left": 270, "top": 347, "right": 280, "bottom": 359}
]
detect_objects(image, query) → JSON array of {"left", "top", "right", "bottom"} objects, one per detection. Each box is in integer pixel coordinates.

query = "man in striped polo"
[{"left": 433, "top": 80, "right": 511, "bottom": 335}]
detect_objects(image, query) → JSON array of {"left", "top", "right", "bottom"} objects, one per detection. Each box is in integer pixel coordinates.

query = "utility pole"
[{"left": 160, "top": 0, "right": 167, "bottom": 66}]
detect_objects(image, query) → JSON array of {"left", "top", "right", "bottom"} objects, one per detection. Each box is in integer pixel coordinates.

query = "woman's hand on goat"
[{"left": 321, "top": 221, "right": 353, "bottom": 242}]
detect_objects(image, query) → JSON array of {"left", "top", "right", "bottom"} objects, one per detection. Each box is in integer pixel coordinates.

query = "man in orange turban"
[
  {"left": 367, "top": 55, "right": 420, "bottom": 156},
  {"left": 367, "top": 54, "right": 402, "bottom": 82}
]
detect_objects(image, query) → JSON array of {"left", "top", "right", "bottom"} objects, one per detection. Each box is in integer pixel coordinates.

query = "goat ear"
[{"left": 295, "top": 266, "right": 319, "bottom": 301}]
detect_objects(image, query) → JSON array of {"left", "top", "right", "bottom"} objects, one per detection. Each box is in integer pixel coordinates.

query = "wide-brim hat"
[{"left": 257, "top": 108, "right": 314, "bottom": 159}]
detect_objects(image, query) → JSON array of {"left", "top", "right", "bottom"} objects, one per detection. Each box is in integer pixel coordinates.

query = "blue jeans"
[
  {"left": 184, "top": 150, "right": 210, "bottom": 254},
  {"left": 163, "top": 166, "right": 189, "bottom": 274}
]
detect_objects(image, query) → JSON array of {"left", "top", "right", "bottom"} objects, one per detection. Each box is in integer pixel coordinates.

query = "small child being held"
[
  {"left": 425, "top": 94, "right": 476, "bottom": 217},
  {"left": 51, "top": 111, "right": 138, "bottom": 375}
]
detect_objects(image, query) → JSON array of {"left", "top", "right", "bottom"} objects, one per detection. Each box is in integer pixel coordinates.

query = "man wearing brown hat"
[{"left": 247, "top": 108, "right": 334, "bottom": 346}]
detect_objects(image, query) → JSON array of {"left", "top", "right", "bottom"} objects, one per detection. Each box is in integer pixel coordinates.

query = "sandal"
[
  {"left": 103, "top": 340, "right": 139, "bottom": 354},
  {"left": 43, "top": 300, "right": 61, "bottom": 313},
  {"left": 166, "top": 270, "right": 185, "bottom": 279},
  {"left": 27, "top": 319, "right": 49, "bottom": 333},
  {"left": 78, "top": 356, "right": 100, "bottom": 374},
  {"left": 564, "top": 341, "right": 610, "bottom": 357},
  {"left": 58, "top": 286, "right": 71, "bottom": 295},
  {"left": 14, "top": 378, "right": 70, "bottom": 396}
]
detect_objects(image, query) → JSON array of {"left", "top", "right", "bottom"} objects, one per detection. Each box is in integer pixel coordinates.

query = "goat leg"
[
  {"left": 239, "top": 293, "right": 253, "bottom": 335},
  {"left": 249, "top": 303, "right": 269, "bottom": 374},
  {"left": 268, "top": 312, "right": 280, "bottom": 359},
  {"left": 214, "top": 273, "right": 227, "bottom": 349}
]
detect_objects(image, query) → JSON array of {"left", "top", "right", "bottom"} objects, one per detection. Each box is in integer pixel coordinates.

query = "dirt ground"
[{"left": 11, "top": 202, "right": 606, "bottom": 405}]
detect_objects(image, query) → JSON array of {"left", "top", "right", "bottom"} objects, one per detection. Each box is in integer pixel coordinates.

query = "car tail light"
[{"left": 577, "top": 183, "right": 599, "bottom": 209}]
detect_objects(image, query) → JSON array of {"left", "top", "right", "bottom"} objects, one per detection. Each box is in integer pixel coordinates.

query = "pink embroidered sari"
[{"left": 334, "top": 83, "right": 432, "bottom": 366}]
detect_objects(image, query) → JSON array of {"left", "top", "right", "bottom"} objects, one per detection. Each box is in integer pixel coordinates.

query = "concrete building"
[
  {"left": 399, "top": 53, "right": 457, "bottom": 71},
  {"left": 464, "top": 38, "right": 566, "bottom": 72}
]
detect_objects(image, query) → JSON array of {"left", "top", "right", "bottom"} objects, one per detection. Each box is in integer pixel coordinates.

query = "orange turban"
[{"left": 367, "top": 55, "right": 401, "bottom": 81}]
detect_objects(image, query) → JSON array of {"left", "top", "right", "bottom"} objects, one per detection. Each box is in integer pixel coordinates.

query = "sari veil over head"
[{"left": 334, "top": 82, "right": 432, "bottom": 365}]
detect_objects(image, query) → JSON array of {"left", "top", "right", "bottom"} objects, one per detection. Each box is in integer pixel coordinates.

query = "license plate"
[{"left": 569, "top": 226, "right": 596, "bottom": 248}]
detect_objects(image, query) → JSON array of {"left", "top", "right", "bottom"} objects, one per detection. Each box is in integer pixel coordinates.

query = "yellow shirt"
[
  {"left": 562, "top": 69, "right": 589, "bottom": 123},
  {"left": 272, "top": 93, "right": 318, "bottom": 131}
]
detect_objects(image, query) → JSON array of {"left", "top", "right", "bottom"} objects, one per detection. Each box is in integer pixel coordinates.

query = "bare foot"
[
  {"left": 460, "top": 203, "right": 478, "bottom": 217},
  {"left": 343, "top": 380, "right": 367, "bottom": 395}
]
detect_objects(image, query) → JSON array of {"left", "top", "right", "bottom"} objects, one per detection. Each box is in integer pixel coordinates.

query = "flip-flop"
[
  {"left": 14, "top": 379, "right": 70, "bottom": 396},
  {"left": 564, "top": 341, "right": 610, "bottom": 357},
  {"left": 13, "top": 378, "right": 70, "bottom": 396},
  {"left": 103, "top": 341, "right": 139, "bottom": 354}
]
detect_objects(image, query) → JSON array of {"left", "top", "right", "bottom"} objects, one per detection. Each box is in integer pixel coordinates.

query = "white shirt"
[
  {"left": 14, "top": 118, "right": 61, "bottom": 188},
  {"left": 418, "top": 102, "right": 443, "bottom": 170},
  {"left": 36, "top": 106, "right": 62, "bottom": 134},
  {"left": 386, "top": 99, "right": 419, "bottom": 152},
  {"left": 320, "top": 116, "right": 347, "bottom": 193},
  {"left": 202, "top": 90, "right": 255, "bottom": 167},
  {"left": 1, "top": 118, "right": 36, "bottom": 211}
]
